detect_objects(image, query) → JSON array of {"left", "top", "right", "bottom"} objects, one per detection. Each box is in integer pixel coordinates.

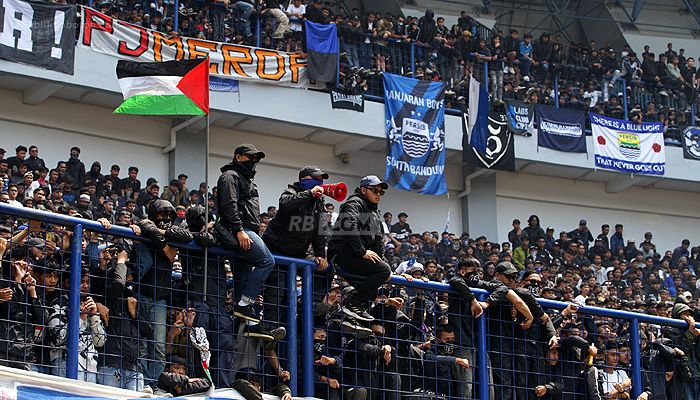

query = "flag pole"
[{"left": 203, "top": 112, "right": 210, "bottom": 302}]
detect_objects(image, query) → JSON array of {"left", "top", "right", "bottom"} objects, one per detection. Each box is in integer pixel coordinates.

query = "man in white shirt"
[
  {"left": 395, "top": 248, "right": 423, "bottom": 276},
  {"left": 6, "top": 184, "right": 22, "bottom": 207},
  {"left": 285, "top": 0, "right": 305, "bottom": 32}
]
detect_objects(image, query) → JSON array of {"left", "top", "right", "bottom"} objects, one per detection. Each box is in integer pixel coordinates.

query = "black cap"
[
  {"left": 360, "top": 175, "right": 388, "bottom": 189},
  {"left": 298, "top": 165, "right": 329, "bottom": 180},
  {"left": 234, "top": 143, "right": 266, "bottom": 159},
  {"left": 579, "top": 219, "right": 587, "bottom": 225},
  {"left": 495, "top": 261, "right": 518, "bottom": 275}
]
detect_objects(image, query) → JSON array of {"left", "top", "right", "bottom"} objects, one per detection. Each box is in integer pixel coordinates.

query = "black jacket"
[
  {"left": 448, "top": 275, "right": 477, "bottom": 348},
  {"left": 327, "top": 189, "right": 383, "bottom": 259},
  {"left": 263, "top": 183, "right": 327, "bottom": 258},
  {"left": 0, "top": 282, "right": 47, "bottom": 367},
  {"left": 216, "top": 161, "right": 261, "bottom": 234},
  {"left": 65, "top": 157, "right": 86, "bottom": 187},
  {"left": 102, "top": 262, "right": 140, "bottom": 370}
]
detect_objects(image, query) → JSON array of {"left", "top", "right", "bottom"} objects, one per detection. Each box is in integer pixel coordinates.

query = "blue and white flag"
[
  {"left": 536, "top": 104, "right": 586, "bottom": 153},
  {"left": 466, "top": 75, "right": 489, "bottom": 152},
  {"left": 591, "top": 113, "right": 665, "bottom": 175},
  {"left": 383, "top": 73, "right": 447, "bottom": 195},
  {"left": 209, "top": 76, "right": 239, "bottom": 93}
]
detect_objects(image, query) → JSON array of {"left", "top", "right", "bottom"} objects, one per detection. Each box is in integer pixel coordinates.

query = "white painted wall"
[{"left": 494, "top": 172, "right": 700, "bottom": 253}]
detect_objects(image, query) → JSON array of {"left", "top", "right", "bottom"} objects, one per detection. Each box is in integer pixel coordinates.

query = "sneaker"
[
  {"left": 152, "top": 388, "right": 173, "bottom": 398},
  {"left": 659, "top": 90, "right": 668, "bottom": 96},
  {"left": 234, "top": 304, "right": 261, "bottom": 323},
  {"left": 341, "top": 320, "right": 372, "bottom": 337},
  {"left": 523, "top": 76, "right": 530, "bottom": 82},
  {"left": 342, "top": 303, "right": 374, "bottom": 322},
  {"left": 270, "top": 326, "right": 287, "bottom": 341},
  {"left": 243, "top": 324, "right": 275, "bottom": 341},
  {"left": 142, "top": 386, "right": 154, "bottom": 395}
]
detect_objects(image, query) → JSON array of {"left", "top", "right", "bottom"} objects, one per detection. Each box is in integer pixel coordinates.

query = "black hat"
[
  {"left": 359, "top": 175, "right": 388, "bottom": 189},
  {"left": 495, "top": 261, "right": 518, "bottom": 275},
  {"left": 234, "top": 143, "right": 265, "bottom": 159},
  {"left": 579, "top": 219, "right": 587, "bottom": 226},
  {"left": 298, "top": 165, "right": 329, "bottom": 180}
]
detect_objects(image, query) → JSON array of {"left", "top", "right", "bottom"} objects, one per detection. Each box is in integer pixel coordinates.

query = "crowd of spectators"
[{"left": 0, "top": 142, "right": 700, "bottom": 400}]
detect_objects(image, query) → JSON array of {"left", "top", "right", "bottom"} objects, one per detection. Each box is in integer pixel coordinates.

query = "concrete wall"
[{"left": 494, "top": 172, "right": 700, "bottom": 253}]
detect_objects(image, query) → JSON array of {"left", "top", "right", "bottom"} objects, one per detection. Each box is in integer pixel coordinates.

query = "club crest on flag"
[
  {"left": 401, "top": 118, "right": 431, "bottom": 158},
  {"left": 618, "top": 132, "right": 641, "bottom": 160},
  {"left": 682, "top": 126, "right": 700, "bottom": 159}
]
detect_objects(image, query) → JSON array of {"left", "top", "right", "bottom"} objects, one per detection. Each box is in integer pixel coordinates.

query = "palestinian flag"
[{"left": 115, "top": 58, "right": 209, "bottom": 116}]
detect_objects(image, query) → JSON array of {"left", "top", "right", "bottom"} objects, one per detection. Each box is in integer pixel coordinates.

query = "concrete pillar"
[
  {"left": 169, "top": 126, "right": 207, "bottom": 189},
  {"left": 463, "top": 173, "right": 498, "bottom": 240}
]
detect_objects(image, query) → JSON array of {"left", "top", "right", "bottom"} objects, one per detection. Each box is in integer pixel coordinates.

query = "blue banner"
[
  {"left": 383, "top": 73, "right": 447, "bottom": 195},
  {"left": 536, "top": 104, "right": 587, "bottom": 153}
]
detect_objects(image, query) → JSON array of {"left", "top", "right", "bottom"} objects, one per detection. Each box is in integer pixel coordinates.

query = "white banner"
[
  {"left": 79, "top": 7, "right": 311, "bottom": 87},
  {"left": 591, "top": 113, "right": 665, "bottom": 176}
]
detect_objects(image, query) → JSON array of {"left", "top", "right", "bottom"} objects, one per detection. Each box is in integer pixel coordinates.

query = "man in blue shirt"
[
  {"left": 519, "top": 33, "right": 534, "bottom": 81},
  {"left": 610, "top": 223, "right": 625, "bottom": 253}
]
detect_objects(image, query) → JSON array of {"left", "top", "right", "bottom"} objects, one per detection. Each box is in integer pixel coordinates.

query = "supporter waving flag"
[{"left": 114, "top": 58, "right": 210, "bottom": 116}]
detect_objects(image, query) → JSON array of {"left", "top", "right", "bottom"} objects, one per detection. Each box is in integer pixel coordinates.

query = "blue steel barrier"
[
  {"left": 3, "top": 203, "right": 700, "bottom": 399},
  {"left": 0, "top": 203, "right": 313, "bottom": 395}
]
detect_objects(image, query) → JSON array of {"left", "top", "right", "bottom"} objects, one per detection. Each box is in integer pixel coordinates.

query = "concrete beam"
[
  {"left": 605, "top": 173, "right": 639, "bottom": 193},
  {"left": 333, "top": 136, "right": 374, "bottom": 156},
  {"left": 23, "top": 82, "right": 62, "bottom": 105}
]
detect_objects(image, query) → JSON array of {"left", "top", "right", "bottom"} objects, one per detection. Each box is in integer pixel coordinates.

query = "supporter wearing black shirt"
[
  {"left": 569, "top": 219, "right": 594, "bottom": 250},
  {"left": 389, "top": 213, "right": 411, "bottom": 243},
  {"left": 65, "top": 146, "right": 86, "bottom": 188},
  {"left": 5, "top": 145, "right": 26, "bottom": 176},
  {"left": 24, "top": 146, "right": 45, "bottom": 177}
]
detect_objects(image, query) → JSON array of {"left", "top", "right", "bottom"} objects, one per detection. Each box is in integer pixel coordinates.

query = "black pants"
[{"left": 332, "top": 252, "right": 391, "bottom": 304}]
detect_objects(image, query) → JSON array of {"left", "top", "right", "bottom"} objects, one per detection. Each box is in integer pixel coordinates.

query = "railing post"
[
  {"left": 554, "top": 75, "right": 560, "bottom": 108},
  {"left": 477, "top": 293, "right": 489, "bottom": 400},
  {"left": 692, "top": 103, "right": 696, "bottom": 124},
  {"left": 174, "top": 0, "right": 179, "bottom": 35},
  {"left": 410, "top": 42, "right": 415, "bottom": 78},
  {"left": 483, "top": 61, "right": 488, "bottom": 94},
  {"left": 286, "top": 263, "right": 298, "bottom": 396},
  {"left": 256, "top": 17, "right": 261, "bottom": 48},
  {"left": 301, "top": 264, "right": 314, "bottom": 396},
  {"left": 622, "top": 78, "right": 629, "bottom": 120},
  {"left": 630, "top": 318, "right": 642, "bottom": 397},
  {"left": 66, "top": 223, "right": 83, "bottom": 380}
]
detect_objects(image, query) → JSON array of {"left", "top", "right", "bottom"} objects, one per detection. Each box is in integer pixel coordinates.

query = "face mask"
[
  {"left": 442, "top": 238, "right": 450, "bottom": 244},
  {"left": 239, "top": 159, "right": 257, "bottom": 173},
  {"left": 437, "top": 342, "right": 454, "bottom": 355},
  {"left": 299, "top": 179, "right": 323, "bottom": 190},
  {"left": 466, "top": 271, "right": 479, "bottom": 283},
  {"left": 407, "top": 257, "right": 416, "bottom": 267},
  {"left": 527, "top": 284, "right": 542, "bottom": 297},
  {"left": 155, "top": 218, "right": 172, "bottom": 230},
  {"left": 176, "top": 211, "right": 186, "bottom": 219}
]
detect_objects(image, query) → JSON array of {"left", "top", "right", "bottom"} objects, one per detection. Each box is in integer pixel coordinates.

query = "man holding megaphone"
[{"left": 263, "top": 166, "right": 335, "bottom": 322}]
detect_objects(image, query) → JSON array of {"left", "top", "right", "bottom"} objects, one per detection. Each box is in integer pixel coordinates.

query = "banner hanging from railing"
[
  {"left": 79, "top": 7, "right": 311, "bottom": 87},
  {"left": 592, "top": 113, "right": 665, "bottom": 175},
  {"left": 682, "top": 126, "right": 700, "bottom": 160},
  {"left": 462, "top": 112, "right": 514, "bottom": 171},
  {"left": 536, "top": 104, "right": 587, "bottom": 153},
  {"left": 383, "top": 73, "right": 447, "bottom": 195},
  {"left": 505, "top": 99, "right": 533, "bottom": 136}
]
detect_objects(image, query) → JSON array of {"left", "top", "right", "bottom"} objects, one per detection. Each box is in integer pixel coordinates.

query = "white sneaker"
[{"left": 523, "top": 76, "right": 530, "bottom": 82}]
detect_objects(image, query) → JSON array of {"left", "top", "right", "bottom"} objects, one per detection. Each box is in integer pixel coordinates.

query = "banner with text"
[
  {"left": 383, "top": 73, "right": 447, "bottom": 195},
  {"left": 462, "top": 112, "right": 515, "bottom": 171},
  {"left": 79, "top": 7, "right": 311, "bottom": 87},
  {"left": 0, "top": 0, "right": 76, "bottom": 74},
  {"left": 330, "top": 89, "right": 364, "bottom": 112},
  {"left": 592, "top": 113, "right": 665, "bottom": 175},
  {"left": 536, "top": 104, "right": 586, "bottom": 153},
  {"left": 505, "top": 99, "right": 533, "bottom": 136}
]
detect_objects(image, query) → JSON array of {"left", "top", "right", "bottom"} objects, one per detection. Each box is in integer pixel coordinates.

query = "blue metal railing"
[{"left": 2, "top": 203, "right": 699, "bottom": 398}]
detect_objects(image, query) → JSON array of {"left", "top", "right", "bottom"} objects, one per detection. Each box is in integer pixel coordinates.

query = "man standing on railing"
[
  {"left": 328, "top": 175, "right": 391, "bottom": 323},
  {"left": 262, "top": 166, "right": 329, "bottom": 321},
  {"left": 215, "top": 144, "right": 275, "bottom": 339}
]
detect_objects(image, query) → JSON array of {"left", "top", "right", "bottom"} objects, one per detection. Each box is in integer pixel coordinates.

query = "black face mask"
[
  {"left": 155, "top": 218, "right": 172, "bottom": 230},
  {"left": 239, "top": 159, "right": 258, "bottom": 173},
  {"left": 437, "top": 342, "right": 454, "bottom": 355},
  {"left": 527, "top": 284, "right": 542, "bottom": 297},
  {"left": 465, "top": 271, "right": 480, "bottom": 284}
]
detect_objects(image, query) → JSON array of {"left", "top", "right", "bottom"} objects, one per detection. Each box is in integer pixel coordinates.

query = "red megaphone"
[{"left": 320, "top": 182, "right": 348, "bottom": 201}]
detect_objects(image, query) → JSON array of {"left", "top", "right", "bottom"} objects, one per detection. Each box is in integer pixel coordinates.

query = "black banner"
[
  {"left": 682, "top": 126, "right": 700, "bottom": 160},
  {"left": 0, "top": 0, "right": 76, "bottom": 74},
  {"left": 330, "top": 89, "right": 364, "bottom": 112},
  {"left": 505, "top": 99, "right": 533, "bottom": 136},
  {"left": 462, "top": 112, "right": 515, "bottom": 171}
]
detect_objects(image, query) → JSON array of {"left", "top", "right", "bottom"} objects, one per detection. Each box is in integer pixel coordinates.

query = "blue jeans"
[
  {"left": 520, "top": 56, "right": 532, "bottom": 77},
  {"left": 138, "top": 297, "right": 167, "bottom": 386},
  {"left": 234, "top": 229, "right": 275, "bottom": 302},
  {"left": 53, "top": 358, "right": 97, "bottom": 383},
  {"left": 98, "top": 366, "right": 144, "bottom": 391},
  {"left": 234, "top": 1, "right": 254, "bottom": 37}
]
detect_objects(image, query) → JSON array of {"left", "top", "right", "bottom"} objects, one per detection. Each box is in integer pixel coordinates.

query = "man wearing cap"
[
  {"left": 569, "top": 219, "right": 594, "bottom": 250},
  {"left": 22, "top": 171, "right": 39, "bottom": 198},
  {"left": 216, "top": 144, "right": 275, "bottom": 337},
  {"left": 328, "top": 175, "right": 392, "bottom": 322},
  {"left": 263, "top": 165, "right": 330, "bottom": 322}
]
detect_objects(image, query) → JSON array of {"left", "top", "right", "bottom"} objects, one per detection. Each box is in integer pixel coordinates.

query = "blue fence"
[{"left": 0, "top": 203, "right": 698, "bottom": 399}]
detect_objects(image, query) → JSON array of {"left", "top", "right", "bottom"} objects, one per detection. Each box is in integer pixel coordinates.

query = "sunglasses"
[
  {"left": 504, "top": 273, "right": 518, "bottom": 280},
  {"left": 367, "top": 187, "right": 386, "bottom": 196},
  {"left": 528, "top": 279, "right": 542, "bottom": 286}
]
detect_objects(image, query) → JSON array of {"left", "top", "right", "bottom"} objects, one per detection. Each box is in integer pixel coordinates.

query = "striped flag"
[{"left": 466, "top": 75, "right": 489, "bottom": 153}]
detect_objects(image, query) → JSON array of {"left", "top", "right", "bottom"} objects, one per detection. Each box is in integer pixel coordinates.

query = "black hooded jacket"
[
  {"left": 327, "top": 189, "right": 383, "bottom": 259},
  {"left": 417, "top": 9, "right": 436, "bottom": 43},
  {"left": 262, "top": 183, "right": 327, "bottom": 258},
  {"left": 216, "top": 161, "right": 261, "bottom": 234}
]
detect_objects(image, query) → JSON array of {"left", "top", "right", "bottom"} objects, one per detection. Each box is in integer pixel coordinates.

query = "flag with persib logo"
[
  {"left": 591, "top": 113, "right": 665, "bottom": 175},
  {"left": 383, "top": 73, "right": 447, "bottom": 195}
]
